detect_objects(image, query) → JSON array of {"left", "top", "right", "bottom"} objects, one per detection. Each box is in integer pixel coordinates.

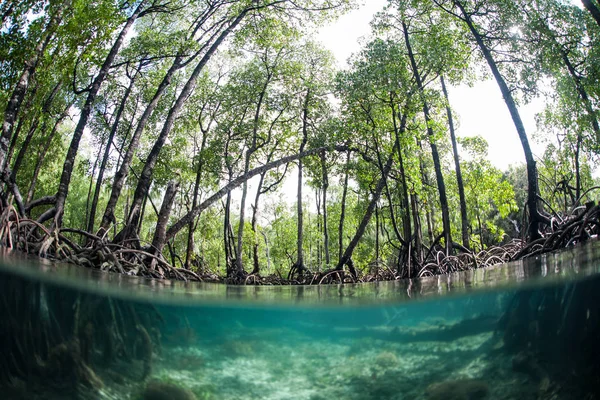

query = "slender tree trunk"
[
  {"left": 0, "top": 3, "right": 65, "bottom": 176},
  {"left": 165, "top": 145, "right": 351, "bottom": 241},
  {"left": 99, "top": 55, "right": 184, "bottom": 235},
  {"left": 411, "top": 193, "right": 423, "bottom": 263},
  {"left": 293, "top": 88, "right": 310, "bottom": 276},
  {"left": 184, "top": 131, "right": 209, "bottom": 269},
  {"left": 582, "top": 0, "right": 600, "bottom": 27},
  {"left": 224, "top": 191, "right": 234, "bottom": 275},
  {"left": 403, "top": 20, "right": 452, "bottom": 254},
  {"left": 26, "top": 110, "right": 68, "bottom": 204},
  {"left": 575, "top": 132, "right": 582, "bottom": 202},
  {"left": 440, "top": 76, "right": 469, "bottom": 249},
  {"left": 375, "top": 203, "right": 380, "bottom": 262},
  {"left": 251, "top": 173, "right": 266, "bottom": 275},
  {"left": 85, "top": 136, "right": 105, "bottom": 232},
  {"left": 316, "top": 187, "right": 322, "bottom": 268},
  {"left": 235, "top": 74, "right": 271, "bottom": 276},
  {"left": 559, "top": 51, "right": 600, "bottom": 144},
  {"left": 452, "top": 0, "right": 543, "bottom": 240},
  {"left": 338, "top": 150, "right": 350, "bottom": 263},
  {"left": 390, "top": 99, "right": 410, "bottom": 244},
  {"left": 151, "top": 181, "right": 179, "bottom": 256},
  {"left": 320, "top": 151, "right": 330, "bottom": 266},
  {"left": 6, "top": 89, "right": 38, "bottom": 171},
  {"left": 120, "top": 9, "right": 253, "bottom": 241},
  {"left": 87, "top": 66, "right": 139, "bottom": 234},
  {"left": 10, "top": 117, "right": 39, "bottom": 180},
  {"left": 53, "top": 2, "right": 146, "bottom": 226},
  {"left": 336, "top": 145, "right": 396, "bottom": 272}
]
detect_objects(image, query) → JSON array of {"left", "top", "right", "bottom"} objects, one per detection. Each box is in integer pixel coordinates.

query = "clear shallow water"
[{"left": 0, "top": 241, "right": 599, "bottom": 399}]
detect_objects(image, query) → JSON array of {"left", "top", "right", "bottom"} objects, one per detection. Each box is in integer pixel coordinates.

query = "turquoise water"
[{"left": 1, "top": 242, "right": 600, "bottom": 399}]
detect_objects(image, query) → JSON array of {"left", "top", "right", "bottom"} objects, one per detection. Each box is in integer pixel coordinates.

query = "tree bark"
[
  {"left": 452, "top": 0, "right": 544, "bottom": 240},
  {"left": 184, "top": 129, "right": 209, "bottom": 269},
  {"left": 53, "top": 1, "right": 146, "bottom": 226},
  {"left": 338, "top": 150, "right": 350, "bottom": 263},
  {"left": 320, "top": 151, "right": 330, "bottom": 266},
  {"left": 292, "top": 88, "right": 310, "bottom": 276},
  {"left": 26, "top": 109, "right": 68, "bottom": 205},
  {"left": 403, "top": 20, "right": 453, "bottom": 254},
  {"left": 165, "top": 145, "right": 351, "bottom": 242},
  {"left": 120, "top": 8, "right": 255, "bottom": 242},
  {"left": 9, "top": 117, "right": 39, "bottom": 181},
  {"left": 440, "top": 75, "right": 469, "bottom": 249},
  {"left": 250, "top": 172, "right": 266, "bottom": 275},
  {"left": 0, "top": 3, "right": 65, "bottom": 176},
  {"left": 151, "top": 180, "right": 179, "bottom": 256},
  {"left": 582, "top": 0, "right": 600, "bottom": 27},
  {"left": 87, "top": 65, "right": 139, "bottom": 234},
  {"left": 235, "top": 71, "right": 272, "bottom": 276},
  {"left": 98, "top": 55, "right": 185, "bottom": 235},
  {"left": 336, "top": 145, "right": 396, "bottom": 272}
]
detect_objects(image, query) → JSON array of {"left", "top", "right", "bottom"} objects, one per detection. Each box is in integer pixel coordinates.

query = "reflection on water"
[{"left": 0, "top": 241, "right": 599, "bottom": 399}]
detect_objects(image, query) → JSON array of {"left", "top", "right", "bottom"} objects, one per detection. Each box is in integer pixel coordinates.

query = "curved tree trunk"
[
  {"left": 98, "top": 55, "right": 184, "bottom": 235},
  {"left": 53, "top": 1, "right": 147, "bottom": 226},
  {"left": 320, "top": 151, "right": 330, "bottom": 266},
  {"left": 87, "top": 65, "right": 139, "bottom": 234},
  {"left": 338, "top": 150, "right": 350, "bottom": 263},
  {"left": 119, "top": 8, "right": 253, "bottom": 242},
  {"left": 151, "top": 180, "right": 179, "bottom": 258},
  {"left": 582, "top": 0, "right": 600, "bottom": 27},
  {"left": 403, "top": 20, "right": 453, "bottom": 254},
  {"left": 336, "top": 144, "right": 397, "bottom": 272},
  {"left": 0, "top": 3, "right": 66, "bottom": 176},
  {"left": 26, "top": 108, "right": 69, "bottom": 205},
  {"left": 452, "top": 0, "right": 544, "bottom": 240},
  {"left": 165, "top": 145, "right": 351, "bottom": 242},
  {"left": 440, "top": 75, "right": 469, "bottom": 249},
  {"left": 291, "top": 88, "right": 310, "bottom": 277}
]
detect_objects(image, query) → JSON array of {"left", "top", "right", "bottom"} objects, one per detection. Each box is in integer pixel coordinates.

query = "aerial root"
[{"left": 0, "top": 198, "right": 597, "bottom": 285}]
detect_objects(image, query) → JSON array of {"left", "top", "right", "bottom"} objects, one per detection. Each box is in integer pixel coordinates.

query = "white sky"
[{"left": 316, "top": 0, "right": 546, "bottom": 171}]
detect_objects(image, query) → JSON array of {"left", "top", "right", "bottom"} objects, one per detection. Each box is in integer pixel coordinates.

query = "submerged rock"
[
  {"left": 140, "top": 380, "right": 197, "bottom": 400},
  {"left": 375, "top": 351, "right": 399, "bottom": 369},
  {"left": 425, "top": 379, "right": 489, "bottom": 400}
]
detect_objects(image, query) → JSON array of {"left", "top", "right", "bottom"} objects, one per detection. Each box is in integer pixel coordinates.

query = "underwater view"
[{"left": 1, "top": 242, "right": 600, "bottom": 400}]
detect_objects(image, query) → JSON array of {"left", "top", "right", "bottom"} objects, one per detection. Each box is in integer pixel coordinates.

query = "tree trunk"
[
  {"left": 0, "top": 3, "right": 65, "bottom": 176},
  {"left": 338, "top": 150, "right": 350, "bottom": 263},
  {"left": 224, "top": 191, "right": 234, "bottom": 275},
  {"left": 403, "top": 20, "right": 453, "bottom": 254},
  {"left": 26, "top": 110, "right": 68, "bottom": 205},
  {"left": 440, "top": 75, "right": 469, "bottom": 249},
  {"left": 9, "top": 117, "right": 39, "bottom": 181},
  {"left": 452, "top": 0, "right": 543, "bottom": 240},
  {"left": 151, "top": 180, "right": 179, "bottom": 256},
  {"left": 411, "top": 192, "right": 423, "bottom": 264},
  {"left": 165, "top": 145, "right": 351, "bottom": 243},
  {"left": 120, "top": 8, "right": 253, "bottom": 242},
  {"left": 235, "top": 73, "right": 271, "bottom": 276},
  {"left": 87, "top": 66, "right": 139, "bottom": 234},
  {"left": 582, "top": 0, "right": 600, "bottom": 27},
  {"left": 184, "top": 129, "right": 209, "bottom": 269},
  {"left": 320, "top": 151, "right": 330, "bottom": 266},
  {"left": 99, "top": 55, "right": 185, "bottom": 235},
  {"left": 390, "top": 99, "right": 411, "bottom": 244},
  {"left": 53, "top": 1, "right": 146, "bottom": 226},
  {"left": 250, "top": 172, "right": 266, "bottom": 275},
  {"left": 292, "top": 88, "right": 310, "bottom": 276},
  {"left": 336, "top": 145, "right": 396, "bottom": 272}
]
